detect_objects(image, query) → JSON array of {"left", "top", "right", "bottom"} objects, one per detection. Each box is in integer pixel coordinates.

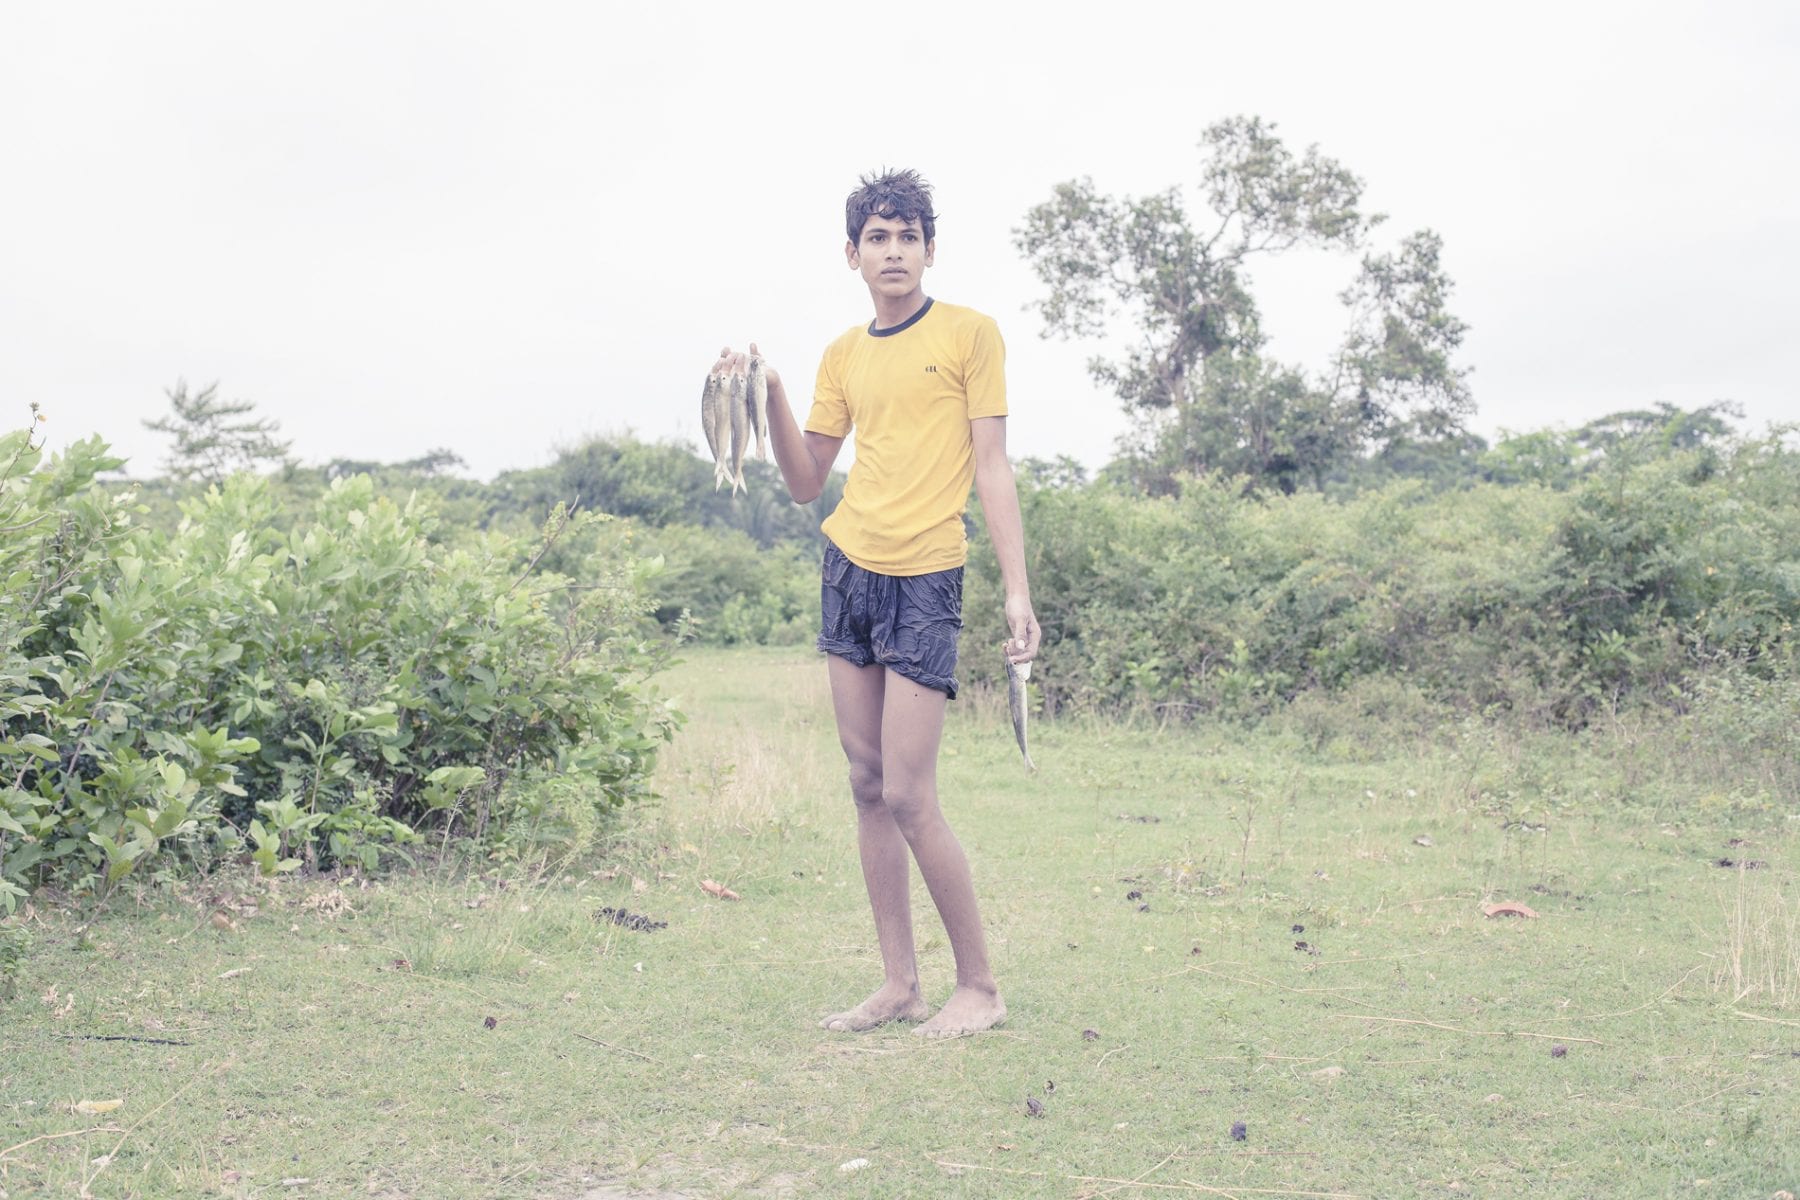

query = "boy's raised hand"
[{"left": 712, "top": 343, "right": 782, "bottom": 392}]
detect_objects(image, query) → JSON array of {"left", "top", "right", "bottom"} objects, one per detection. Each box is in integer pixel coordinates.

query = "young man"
[{"left": 713, "top": 169, "right": 1039, "bottom": 1037}]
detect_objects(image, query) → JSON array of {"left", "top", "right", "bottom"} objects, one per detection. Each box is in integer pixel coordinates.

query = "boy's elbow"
[{"left": 786, "top": 470, "right": 823, "bottom": 505}]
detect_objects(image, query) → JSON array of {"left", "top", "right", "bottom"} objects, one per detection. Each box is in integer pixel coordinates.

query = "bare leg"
[
  {"left": 819, "top": 656, "right": 929, "bottom": 1031},
  {"left": 875, "top": 669, "right": 1006, "bottom": 1037}
]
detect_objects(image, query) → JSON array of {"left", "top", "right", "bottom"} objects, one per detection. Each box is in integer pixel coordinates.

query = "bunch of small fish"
[{"left": 701, "top": 353, "right": 768, "bottom": 494}]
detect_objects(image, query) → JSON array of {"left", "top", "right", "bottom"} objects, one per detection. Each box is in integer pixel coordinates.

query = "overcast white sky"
[{"left": 4, "top": 1, "right": 1795, "bottom": 482}]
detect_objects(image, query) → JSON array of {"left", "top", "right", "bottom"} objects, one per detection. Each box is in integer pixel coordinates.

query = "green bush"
[
  {"left": 966, "top": 436, "right": 1799, "bottom": 724},
  {"left": 1, "top": 423, "right": 681, "bottom": 908},
  {"left": 633, "top": 523, "right": 817, "bottom": 647}
]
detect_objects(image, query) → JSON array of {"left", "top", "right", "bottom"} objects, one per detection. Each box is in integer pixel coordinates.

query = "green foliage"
[
  {"left": 488, "top": 435, "right": 841, "bottom": 551},
  {"left": 631, "top": 523, "right": 817, "bottom": 647},
  {"left": 1016, "top": 115, "right": 1472, "bottom": 493},
  {"left": 142, "top": 379, "right": 293, "bottom": 484},
  {"left": 1, "top": 415, "right": 681, "bottom": 904},
  {"left": 0, "top": 921, "right": 25, "bottom": 1002},
  {"left": 969, "top": 433, "right": 1799, "bottom": 724},
  {"left": 1481, "top": 401, "right": 1744, "bottom": 489}
]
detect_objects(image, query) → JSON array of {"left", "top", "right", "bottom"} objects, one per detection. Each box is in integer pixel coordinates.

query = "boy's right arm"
[{"left": 717, "top": 343, "right": 842, "bottom": 504}]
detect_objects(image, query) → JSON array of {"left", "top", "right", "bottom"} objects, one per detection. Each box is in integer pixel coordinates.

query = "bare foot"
[
  {"left": 819, "top": 984, "right": 929, "bottom": 1032},
  {"left": 914, "top": 986, "right": 1007, "bottom": 1038}
]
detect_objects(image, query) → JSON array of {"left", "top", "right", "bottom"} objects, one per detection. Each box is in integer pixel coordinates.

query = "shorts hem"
[{"left": 818, "top": 642, "right": 958, "bottom": 700}]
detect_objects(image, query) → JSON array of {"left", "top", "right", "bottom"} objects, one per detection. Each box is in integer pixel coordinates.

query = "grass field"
[{"left": 2, "top": 646, "right": 1797, "bottom": 1199}]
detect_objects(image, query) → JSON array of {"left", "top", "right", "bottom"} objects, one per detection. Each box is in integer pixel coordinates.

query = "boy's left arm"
[{"left": 971, "top": 415, "right": 1040, "bottom": 665}]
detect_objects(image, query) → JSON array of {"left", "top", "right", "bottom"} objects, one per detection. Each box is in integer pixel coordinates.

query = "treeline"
[
  {"left": 124, "top": 413, "right": 844, "bottom": 650},
  {"left": 967, "top": 416, "right": 1799, "bottom": 729},
  {"left": 123, "top": 393, "right": 1800, "bottom": 726}
]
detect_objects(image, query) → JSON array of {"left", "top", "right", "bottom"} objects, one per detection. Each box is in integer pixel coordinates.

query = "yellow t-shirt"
[{"left": 806, "top": 299, "right": 1008, "bottom": 575}]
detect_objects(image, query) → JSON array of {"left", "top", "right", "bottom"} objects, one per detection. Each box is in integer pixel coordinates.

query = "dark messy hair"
[{"left": 845, "top": 168, "right": 937, "bottom": 244}]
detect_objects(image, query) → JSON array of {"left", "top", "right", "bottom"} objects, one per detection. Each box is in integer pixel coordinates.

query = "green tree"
[
  {"left": 1333, "top": 230, "right": 1473, "bottom": 449},
  {"left": 489, "top": 435, "right": 842, "bottom": 549},
  {"left": 1016, "top": 116, "right": 1472, "bottom": 493},
  {"left": 142, "top": 379, "right": 292, "bottom": 484},
  {"left": 1480, "top": 401, "right": 1744, "bottom": 488}
]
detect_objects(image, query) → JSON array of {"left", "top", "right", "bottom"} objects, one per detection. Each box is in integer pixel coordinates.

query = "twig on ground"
[
  {"left": 932, "top": 1160, "right": 1360, "bottom": 1199},
  {"left": 1733, "top": 1009, "right": 1800, "bottom": 1028},
  {"left": 1538, "top": 961, "right": 1706, "bottom": 1024},
  {"left": 1339, "top": 1014, "right": 1604, "bottom": 1045},
  {"left": 81, "top": 1059, "right": 225, "bottom": 1197},
  {"left": 1673, "top": 1081, "right": 1750, "bottom": 1113},
  {"left": 1095, "top": 1043, "right": 1130, "bottom": 1070},
  {"left": 1, "top": 1127, "right": 126, "bottom": 1162},
  {"left": 574, "top": 1032, "right": 657, "bottom": 1062},
  {"left": 1074, "top": 1149, "right": 1181, "bottom": 1199}
]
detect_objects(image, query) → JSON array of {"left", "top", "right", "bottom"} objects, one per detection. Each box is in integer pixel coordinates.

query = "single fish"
[
  {"left": 700, "top": 369, "right": 727, "bottom": 488},
  {"left": 727, "top": 367, "right": 749, "bottom": 494},
  {"left": 746, "top": 354, "right": 769, "bottom": 461},
  {"left": 1004, "top": 650, "right": 1037, "bottom": 773}
]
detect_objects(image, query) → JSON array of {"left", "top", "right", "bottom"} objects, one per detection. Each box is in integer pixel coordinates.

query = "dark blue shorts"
[{"left": 817, "top": 542, "right": 964, "bottom": 699}]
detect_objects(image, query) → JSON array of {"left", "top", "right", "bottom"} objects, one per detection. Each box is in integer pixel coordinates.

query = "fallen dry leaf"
[
  {"left": 1482, "top": 902, "right": 1539, "bottom": 919},
  {"left": 74, "top": 1098, "right": 124, "bottom": 1115},
  {"left": 1309, "top": 1065, "right": 1345, "bottom": 1079},
  {"left": 217, "top": 967, "right": 252, "bottom": 980},
  {"left": 700, "top": 879, "right": 741, "bottom": 901}
]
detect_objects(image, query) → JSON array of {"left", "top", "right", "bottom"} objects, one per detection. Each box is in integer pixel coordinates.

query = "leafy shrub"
[
  {"left": 2, "top": 421, "right": 681, "bottom": 908},
  {"left": 633, "top": 523, "right": 817, "bottom": 647},
  {"left": 966, "top": 435, "right": 1799, "bottom": 724}
]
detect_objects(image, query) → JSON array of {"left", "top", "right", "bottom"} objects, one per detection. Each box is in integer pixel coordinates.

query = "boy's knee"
[
  {"left": 846, "top": 760, "right": 883, "bottom": 805},
  {"left": 880, "top": 781, "right": 936, "bottom": 834}
]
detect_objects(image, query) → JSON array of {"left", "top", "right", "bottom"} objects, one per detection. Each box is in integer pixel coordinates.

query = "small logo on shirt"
[{"left": 923, "top": 365, "right": 938, "bottom": 373}]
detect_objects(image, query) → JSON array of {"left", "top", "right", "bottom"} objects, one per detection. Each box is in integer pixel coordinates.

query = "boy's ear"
[
  {"left": 845, "top": 239, "right": 859, "bottom": 269},
  {"left": 925, "top": 238, "right": 935, "bottom": 267}
]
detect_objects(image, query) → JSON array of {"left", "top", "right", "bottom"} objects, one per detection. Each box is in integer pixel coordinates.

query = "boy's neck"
[{"left": 869, "top": 289, "right": 930, "bottom": 331}]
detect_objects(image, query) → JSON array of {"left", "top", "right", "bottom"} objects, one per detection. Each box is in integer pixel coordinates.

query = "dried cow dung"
[{"left": 594, "top": 907, "right": 668, "bottom": 933}]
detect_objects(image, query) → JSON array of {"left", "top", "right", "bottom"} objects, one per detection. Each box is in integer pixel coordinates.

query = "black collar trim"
[{"left": 868, "top": 297, "right": 933, "bottom": 338}]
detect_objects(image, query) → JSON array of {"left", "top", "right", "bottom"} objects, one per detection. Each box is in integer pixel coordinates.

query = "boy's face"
[{"left": 847, "top": 214, "right": 935, "bottom": 301}]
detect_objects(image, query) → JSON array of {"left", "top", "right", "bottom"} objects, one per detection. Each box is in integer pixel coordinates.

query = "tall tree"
[
  {"left": 1332, "top": 230, "right": 1473, "bottom": 449},
  {"left": 1016, "top": 116, "right": 1472, "bottom": 492},
  {"left": 143, "top": 379, "right": 292, "bottom": 484}
]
